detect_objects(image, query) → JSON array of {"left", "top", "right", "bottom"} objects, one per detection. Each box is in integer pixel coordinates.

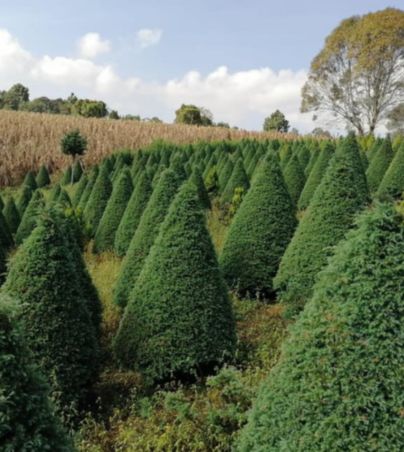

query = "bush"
[
  {"left": 220, "top": 155, "right": 297, "bottom": 298},
  {"left": 114, "top": 183, "right": 236, "bottom": 381},
  {"left": 60, "top": 129, "right": 87, "bottom": 161},
  {"left": 238, "top": 203, "right": 404, "bottom": 451}
]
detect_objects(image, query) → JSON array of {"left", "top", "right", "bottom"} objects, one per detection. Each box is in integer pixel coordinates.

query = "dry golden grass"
[{"left": 0, "top": 110, "right": 294, "bottom": 186}]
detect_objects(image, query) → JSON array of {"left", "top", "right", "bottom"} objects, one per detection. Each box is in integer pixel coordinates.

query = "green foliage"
[
  {"left": 190, "top": 167, "right": 211, "bottom": 209},
  {"left": 93, "top": 169, "right": 133, "bottom": 253},
  {"left": 15, "top": 190, "right": 44, "bottom": 245},
  {"left": 72, "top": 160, "right": 83, "bottom": 183},
  {"left": 282, "top": 154, "right": 305, "bottom": 205},
  {"left": 175, "top": 104, "right": 213, "bottom": 126},
  {"left": 114, "top": 183, "right": 236, "bottom": 380},
  {"left": 218, "top": 159, "right": 234, "bottom": 193},
  {"left": 83, "top": 164, "right": 112, "bottom": 236},
  {"left": 366, "top": 137, "right": 394, "bottom": 192},
  {"left": 298, "top": 142, "right": 334, "bottom": 210},
  {"left": 60, "top": 129, "right": 87, "bottom": 159},
  {"left": 263, "top": 110, "right": 289, "bottom": 132},
  {"left": 72, "top": 174, "right": 88, "bottom": 207},
  {"left": 49, "top": 183, "right": 62, "bottom": 203},
  {"left": 60, "top": 166, "right": 72, "bottom": 186},
  {"left": 0, "top": 210, "right": 13, "bottom": 250},
  {"left": 57, "top": 189, "right": 72, "bottom": 207},
  {"left": 16, "top": 184, "right": 33, "bottom": 216},
  {"left": 239, "top": 203, "right": 404, "bottom": 451},
  {"left": 222, "top": 160, "right": 250, "bottom": 203},
  {"left": 77, "top": 166, "right": 99, "bottom": 212},
  {"left": 72, "top": 99, "right": 108, "bottom": 118},
  {"left": 0, "top": 83, "right": 29, "bottom": 110},
  {"left": 36, "top": 165, "right": 51, "bottom": 188},
  {"left": 3, "top": 209, "right": 99, "bottom": 419},
  {"left": 23, "top": 171, "right": 37, "bottom": 191},
  {"left": 0, "top": 295, "right": 72, "bottom": 451},
  {"left": 220, "top": 155, "right": 297, "bottom": 298},
  {"left": 3, "top": 196, "right": 20, "bottom": 234},
  {"left": 113, "top": 169, "right": 180, "bottom": 309},
  {"left": 204, "top": 165, "right": 219, "bottom": 194},
  {"left": 274, "top": 135, "right": 369, "bottom": 316},
  {"left": 377, "top": 142, "right": 404, "bottom": 198}
]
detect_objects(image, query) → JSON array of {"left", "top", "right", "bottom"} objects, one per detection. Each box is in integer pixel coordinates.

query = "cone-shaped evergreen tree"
[
  {"left": 366, "top": 137, "right": 394, "bottom": 193},
  {"left": 57, "top": 189, "right": 72, "bottom": 207},
  {"left": 218, "top": 158, "right": 234, "bottom": 193},
  {"left": 222, "top": 160, "right": 250, "bottom": 203},
  {"left": 283, "top": 154, "right": 305, "bottom": 205},
  {"left": 304, "top": 143, "right": 320, "bottom": 177},
  {"left": 190, "top": 167, "right": 211, "bottom": 209},
  {"left": 72, "top": 173, "right": 88, "bottom": 207},
  {"left": 377, "top": 142, "right": 404, "bottom": 199},
  {"left": 23, "top": 171, "right": 37, "bottom": 191},
  {"left": 16, "top": 185, "right": 33, "bottom": 216},
  {"left": 49, "top": 183, "right": 62, "bottom": 203},
  {"left": 3, "top": 210, "right": 99, "bottom": 417},
  {"left": 298, "top": 142, "right": 334, "bottom": 210},
  {"left": 93, "top": 168, "right": 133, "bottom": 253},
  {"left": 114, "top": 172, "right": 153, "bottom": 257},
  {"left": 71, "top": 160, "right": 83, "bottom": 183},
  {"left": 113, "top": 169, "right": 180, "bottom": 308},
  {"left": 15, "top": 190, "right": 44, "bottom": 245},
  {"left": 35, "top": 165, "right": 51, "bottom": 188},
  {"left": 238, "top": 203, "right": 404, "bottom": 452},
  {"left": 0, "top": 194, "right": 3, "bottom": 211},
  {"left": 60, "top": 166, "right": 72, "bottom": 185},
  {"left": 220, "top": 155, "right": 297, "bottom": 298},
  {"left": 279, "top": 144, "right": 293, "bottom": 168},
  {"left": 83, "top": 164, "right": 112, "bottom": 235},
  {"left": 114, "top": 183, "right": 236, "bottom": 380},
  {"left": 0, "top": 296, "right": 72, "bottom": 451},
  {"left": 3, "top": 196, "right": 20, "bottom": 234},
  {"left": 0, "top": 210, "right": 13, "bottom": 250},
  {"left": 0, "top": 242, "right": 6, "bottom": 283},
  {"left": 274, "top": 136, "right": 369, "bottom": 316},
  {"left": 296, "top": 144, "right": 310, "bottom": 170},
  {"left": 77, "top": 166, "right": 98, "bottom": 211}
]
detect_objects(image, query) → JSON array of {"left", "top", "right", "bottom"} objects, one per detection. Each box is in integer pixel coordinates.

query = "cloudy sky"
[{"left": 0, "top": 0, "right": 401, "bottom": 131}]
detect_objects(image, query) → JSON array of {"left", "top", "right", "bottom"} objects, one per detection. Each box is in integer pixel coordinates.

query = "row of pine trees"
[{"left": 0, "top": 133, "right": 403, "bottom": 449}]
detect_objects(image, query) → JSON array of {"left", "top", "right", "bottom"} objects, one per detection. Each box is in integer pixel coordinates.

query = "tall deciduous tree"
[{"left": 263, "top": 110, "right": 290, "bottom": 132}]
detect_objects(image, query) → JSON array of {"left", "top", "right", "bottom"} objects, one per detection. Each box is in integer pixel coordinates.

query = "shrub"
[
  {"left": 0, "top": 296, "right": 72, "bottom": 451},
  {"left": 113, "top": 183, "right": 236, "bottom": 381},
  {"left": 220, "top": 155, "right": 297, "bottom": 298},
  {"left": 60, "top": 129, "right": 87, "bottom": 178},
  {"left": 3, "top": 196, "right": 20, "bottom": 233},
  {"left": 35, "top": 165, "right": 51, "bottom": 187},
  {"left": 377, "top": 142, "right": 404, "bottom": 199},
  {"left": 113, "top": 169, "right": 180, "bottom": 308},
  {"left": 274, "top": 134, "right": 369, "bottom": 316},
  {"left": 366, "top": 137, "right": 394, "bottom": 193},
  {"left": 114, "top": 172, "right": 153, "bottom": 257},
  {"left": 238, "top": 203, "right": 404, "bottom": 451},
  {"left": 93, "top": 168, "right": 133, "bottom": 253}
]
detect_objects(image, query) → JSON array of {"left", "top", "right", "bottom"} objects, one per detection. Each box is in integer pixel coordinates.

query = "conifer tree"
[
  {"left": 60, "top": 166, "right": 72, "bottom": 185},
  {"left": 377, "top": 142, "right": 404, "bottom": 199},
  {"left": 113, "top": 169, "right": 180, "bottom": 308},
  {"left": 239, "top": 203, "right": 404, "bottom": 452},
  {"left": 220, "top": 155, "right": 297, "bottom": 298},
  {"left": 71, "top": 160, "right": 83, "bottom": 183},
  {"left": 72, "top": 173, "right": 88, "bottom": 207},
  {"left": 0, "top": 243, "right": 6, "bottom": 283},
  {"left": 16, "top": 185, "right": 33, "bottom": 216},
  {"left": 77, "top": 166, "right": 98, "bottom": 211},
  {"left": 23, "top": 171, "right": 37, "bottom": 191},
  {"left": 222, "top": 160, "right": 250, "bottom": 203},
  {"left": 0, "top": 296, "right": 72, "bottom": 451},
  {"left": 93, "top": 168, "right": 133, "bottom": 253},
  {"left": 190, "top": 167, "right": 211, "bottom": 209},
  {"left": 57, "top": 189, "right": 72, "bottom": 207},
  {"left": 274, "top": 135, "right": 369, "bottom": 316},
  {"left": 3, "top": 210, "right": 99, "bottom": 417},
  {"left": 114, "top": 172, "right": 153, "bottom": 257},
  {"left": 218, "top": 158, "right": 234, "bottom": 193},
  {"left": 113, "top": 183, "right": 236, "bottom": 380},
  {"left": 83, "top": 164, "right": 112, "bottom": 235},
  {"left": 366, "top": 137, "right": 394, "bottom": 193},
  {"left": 3, "top": 196, "right": 20, "bottom": 234},
  {"left": 0, "top": 211, "right": 13, "bottom": 250},
  {"left": 298, "top": 142, "right": 334, "bottom": 210},
  {"left": 296, "top": 144, "right": 310, "bottom": 170},
  {"left": 49, "top": 183, "right": 62, "bottom": 203},
  {"left": 0, "top": 194, "right": 3, "bottom": 211},
  {"left": 282, "top": 154, "right": 305, "bottom": 205},
  {"left": 35, "top": 165, "right": 51, "bottom": 188},
  {"left": 15, "top": 190, "right": 44, "bottom": 245},
  {"left": 304, "top": 144, "right": 319, "bottom": 177}
]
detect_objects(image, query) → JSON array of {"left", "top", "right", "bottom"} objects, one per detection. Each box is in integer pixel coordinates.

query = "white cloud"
[
  {"left": 78, "top": 32, "right": 111, "bottom": 59},
  {"left": 0, "top": 27, "right": 318, "bottom": 132},
  {"left": 136, "top": 28, "right": 163, "bottom": 48}
]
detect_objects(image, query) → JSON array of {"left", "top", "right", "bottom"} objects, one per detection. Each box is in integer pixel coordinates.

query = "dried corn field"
[{"left": 0, "top": 110, "right": 295, "bottom": 186}]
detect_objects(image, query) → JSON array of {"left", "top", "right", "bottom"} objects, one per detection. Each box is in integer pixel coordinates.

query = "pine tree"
[
  {"left": 366, "top": 137, "right": 394, "bottom": 193},
  {"left": 3, "top": 210, "right": 99, "bottom": 418},
  {"left": 15, "top": 190, "right": 44, "bottom": 245},
  {"left": 60, "top": 166, "right": 72, "bottom": 185},
  {"left": 296, "top": 144, "right": 310, "bottom": 170},
  {"left": 23, "top": 171, "right": 37, "bottom": 191},
  {"left": 16, "top": 185, "right": 33, "bottom": 216},
  {"left": 57, "top": 189, "right": 72, "bottom": 207},
  {"left": 238, "top": 203, "right": 404, "bottom": 452},
  {"left": 114, "top": 172, "right": 153, "bottom": 257},
  {"left": 49, "top": 183, "right": 62, "bottom": 203},
  {"left": 0, "top": 211, "right": 13, "bottom": 250},
  {"left": 113, "top": 169, "right": 180, "bottom": 308},
  {"left": 36, "top": 165, "right": 51, "bottom": 188},
  {"left": 0, "top": 194, "right": 3, "bottom": 211},
  {"left": 72, "top": 173, "right": 88, "bottom": 207},
  {"left": 304, "top": 143, "right": 320, "bottom": 177},
  {"left": 222, "top": 160, "right": 250, "bottom": 203},
  {"left": 218, "top": 158, "right": 234, "bottom": 193},
  {"left": 93, "top": 168, "right": 133, "bottom": 253},
  {"left": 190, "top": 167, "right": 211, "bottom": 209},
  {"left": 220, "top": 154, "right": 297, "bottom": 298},
  {"left": 377, "top": 142, "right": 404, "bottom": 199},
  {"left": 3, "top": 196, "right": 20, "bottom": 234},
  {"left": 282, "top": 154, "right": 305, "bottom": 205},
  {"left": 0, "top": 242, "right": 6, "bottom": 283},
  {"left": 113, "top": 183, "right": 236, "bottom": 380},
  {"left": 274, "top": 135, "right": 369, "bottom": 316},
  {"left": 0, "top": 296, "right": 72, "bottom": 451},
  {"left": 298, "top": 142, "right": 334, "bottom": 210},
  {"left": 83, "top": 164, "right": 112, "bottom": 235},
  {"left": 77, "top": 166, "right": 98, "bottom": 211},
  {"left": 72, "top": 160, "right": 83, "bottom": 183}
]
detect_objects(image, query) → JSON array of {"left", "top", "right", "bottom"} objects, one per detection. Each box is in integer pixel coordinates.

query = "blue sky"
[{"left": 0, "top": 0, "right": 401, "bottom": 131}]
